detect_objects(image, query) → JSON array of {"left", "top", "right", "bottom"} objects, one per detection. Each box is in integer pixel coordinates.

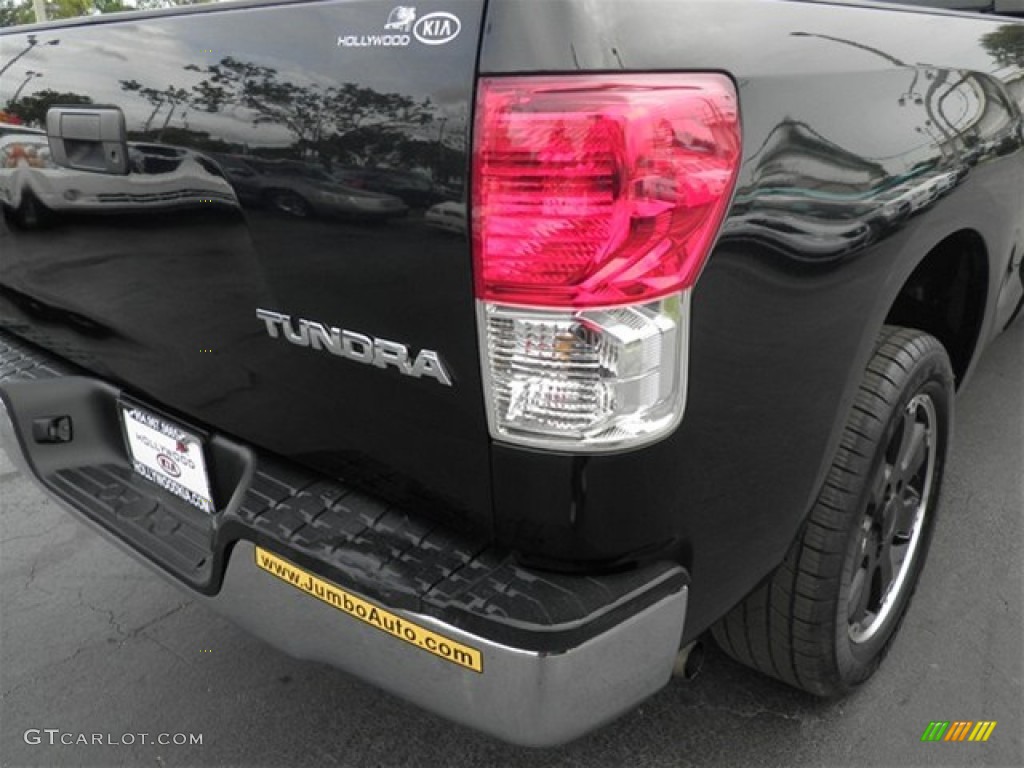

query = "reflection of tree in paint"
[
  {"left": 981, "top": 24, "right": 1024, "bottom": 69},
  {"left": 1, "top": 0, "right": 213, "bottom": 27},
  {"left": 115, "top": 55, "right": 466, "bottom": 179},
  {"left": 3, "top": 89, "right": 92, "bottom": 128},
  {"left": 183, "top": 57, "right": 435, "bottom": 161},
  {"left": 120, "top": 80, "right": 191, "bottom": 139}
]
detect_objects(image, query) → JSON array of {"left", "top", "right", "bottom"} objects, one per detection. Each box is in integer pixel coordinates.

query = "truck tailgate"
[{"left": 0, "top": 0, "right": 490, "bottom": 528}]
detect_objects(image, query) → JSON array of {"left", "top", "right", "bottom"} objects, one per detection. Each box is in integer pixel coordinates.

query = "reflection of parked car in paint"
[
  {"left": 874, "top": 168, "right": 968, "bottom": 221},
  {"left": 0, "top": 131, "right": 237, "bottom": 227},
  {"left": 216, "top": 157, "right": 408, "bottom": 220},
  {"left": 332, "top": 167, "right": 439, "bottom": 208},
  {"left": 211, "top": 155, "right": 265, "bottom": 206},
  {"left": 721, "top": 212, "right": 873, "bottom": 260},
  {"left": 0, "top": 128, "right": 51, "bottom": 226},
  {"left": 424, "top": 201, "right": 466, "bottom": 234}
]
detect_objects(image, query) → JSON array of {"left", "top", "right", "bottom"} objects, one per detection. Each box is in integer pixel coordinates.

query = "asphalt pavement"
[{"left": 1, "top": 319, "right": 1021, "bottom": 768}]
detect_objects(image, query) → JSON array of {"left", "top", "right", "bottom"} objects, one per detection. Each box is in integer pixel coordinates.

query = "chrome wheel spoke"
[
  {"left": 899, "top": 422, "right": 928, "bottom": 485},
  {"left": 848, "top": 557, "right": 874, "bottom": 625},
  {"left": 849, "top": 392, "right": 938, "bottom": 645},
  {"left": 876, "top": 541, "right": 894, "bottom": 592},
  {"left": 888, "top": 536, "right": 911, "bottom": 578},
  {"left": 894, "top": 410, "right": 915, "bottom": 467},
  {"left": 892, "top": 491, "right": 920, "bottom": 541},
  {"left": 869, "top": 462, "right": 892, "bottom": 514}
]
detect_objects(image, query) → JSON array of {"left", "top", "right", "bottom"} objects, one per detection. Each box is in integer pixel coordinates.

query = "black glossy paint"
[
  {"left": 1, "top": 0, "right": 1022, "bottom": 643},
  {"left": 0, "top": 0, "right": 490, "bottom": 530},
  {"left": 481, "top": 0, "right": 1024, "bottom": 638}
]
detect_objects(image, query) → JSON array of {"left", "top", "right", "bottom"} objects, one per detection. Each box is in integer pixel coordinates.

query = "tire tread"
[{"left": 711, "top": 326, "right": 951, "bottom": 696}]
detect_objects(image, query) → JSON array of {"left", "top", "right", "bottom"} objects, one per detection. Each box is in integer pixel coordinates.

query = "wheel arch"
[
  {"left": 883, "top": 229, "right": 989, "bottom": 388},
  {"left": 790, "top": 227, "right": 991, "bottom": 623}
]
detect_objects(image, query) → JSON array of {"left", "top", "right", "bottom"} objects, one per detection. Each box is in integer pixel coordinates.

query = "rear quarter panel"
[{"left": 481, "top": 0, "right": 1024, "bottom": 638}]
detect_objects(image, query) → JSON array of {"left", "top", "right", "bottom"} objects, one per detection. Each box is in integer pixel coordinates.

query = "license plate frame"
[{"left": 120, "top": 403, "right": 215, "bottom": 513}]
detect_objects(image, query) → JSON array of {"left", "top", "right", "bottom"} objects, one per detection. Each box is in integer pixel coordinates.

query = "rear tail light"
[{"left": 472, "top": 74, "right": 741, "bottom": 451}]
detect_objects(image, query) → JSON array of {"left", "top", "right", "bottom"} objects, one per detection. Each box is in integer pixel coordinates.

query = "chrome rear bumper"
[{"left": 0, "top": 332, "right": 688, "bottom": 747}]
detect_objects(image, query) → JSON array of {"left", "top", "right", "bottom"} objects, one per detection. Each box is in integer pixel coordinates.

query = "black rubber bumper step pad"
[{"left": 0, "top": 330, "right": 685, "bottom": 651}]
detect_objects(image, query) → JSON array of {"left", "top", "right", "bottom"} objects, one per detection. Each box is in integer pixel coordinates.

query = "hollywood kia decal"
[{"left": 337, "top": 6, "right": 461, "bottom": 48}]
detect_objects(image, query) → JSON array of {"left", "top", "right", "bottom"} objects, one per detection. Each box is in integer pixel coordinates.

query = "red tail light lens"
[
  {"left": 474, "top": 74, "right": 742, "bottom": 450},
  {"left": 472, "top": 74, "right": 741, "bottom": 309}
]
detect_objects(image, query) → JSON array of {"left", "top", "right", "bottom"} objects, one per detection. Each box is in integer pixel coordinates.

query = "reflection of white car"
[
  {"left": 875, "top": 171, "right": 961, "bottom": 220},
  {"left": 0, "top": 130, "right": 51, "bottom": 223},
  {"left": 0, "top": 134, "right": 237, "bottom": 225},
  {"left": 424, "top": 201, "right": 466, "bottom": 234},
  {"left": 721, "top": 211, "right": 873, "bottom": 260}
]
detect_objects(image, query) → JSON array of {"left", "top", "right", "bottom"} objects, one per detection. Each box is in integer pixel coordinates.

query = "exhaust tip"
[{"left": 672, "top": 640, "right": 706, "bottom": 681}]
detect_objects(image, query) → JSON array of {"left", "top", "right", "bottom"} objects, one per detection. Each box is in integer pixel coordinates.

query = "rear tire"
[{"left": 712, "top": 326, "right": 954, "bottom": 695}]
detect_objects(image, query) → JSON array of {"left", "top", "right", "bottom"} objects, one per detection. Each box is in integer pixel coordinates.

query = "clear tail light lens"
[
  {"left": 480, "top": 294, "right": 689, "bottom": 450},
  {"left": 472, "top": 74, "right": 741, "bottom": 451}
]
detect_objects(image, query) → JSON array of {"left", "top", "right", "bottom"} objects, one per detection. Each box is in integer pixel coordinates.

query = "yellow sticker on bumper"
[{"left": 254, "top": 546, "right": 483, "bottom": 673}]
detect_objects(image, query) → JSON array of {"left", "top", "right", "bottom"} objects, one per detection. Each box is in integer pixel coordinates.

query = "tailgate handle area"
[{"left": 46, "top": 105, "right": 128, "bottom": 175}]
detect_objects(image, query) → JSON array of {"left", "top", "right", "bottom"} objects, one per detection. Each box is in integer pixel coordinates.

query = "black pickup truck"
[{"left": 1, "top": 0, "right": 1022, "bottom": 747}]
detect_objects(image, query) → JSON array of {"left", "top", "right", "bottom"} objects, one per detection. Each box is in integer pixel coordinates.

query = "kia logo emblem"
[
  {"left": 414, "top": 12, "right": 461, "bottom": 45},
  {"left": 157, "top": 453, "right": 181, "bottom": 477}
]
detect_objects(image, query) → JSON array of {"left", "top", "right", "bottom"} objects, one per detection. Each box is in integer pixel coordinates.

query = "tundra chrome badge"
[{"left": 256, "top": 309, "right": 453, "bottom": 387}]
